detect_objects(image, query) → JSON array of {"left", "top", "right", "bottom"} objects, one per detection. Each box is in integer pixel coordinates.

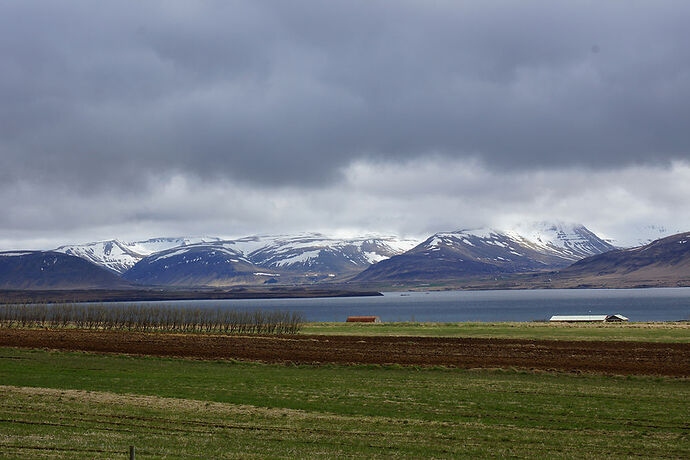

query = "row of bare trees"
[{"left": 0, "top": 303, "right": 304, "bottom": 334}]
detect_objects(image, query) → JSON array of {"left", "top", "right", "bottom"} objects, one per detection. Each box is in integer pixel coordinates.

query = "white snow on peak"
[
  {"left": 44, "top": 224, "right": 686, "bottom": 276},
  {"left": 434, "top": 224, "right": 683, "bottom": 251},
  {"left": 54, "top": 233, "right": 421, "bottom": 274},
  {"left": 223, "top": 233, "right": 420, "bottom": 269},
  {"left": 425, "top": 222, "right": 613, "bottom": 261},
  {"left": 426, "top": 229, "right": 501, "bottom": 248},
  {"left": 127, "top": 237, "right": 222, "bottom": 255},
  {"left": 504, "top": 221, "right": 589, "bottom": 248},
  {"left": 377, "top": 237, "right": 419, "bottom": 253},
  {"left": 55, "top": 240, "right": 143, "bottom": 273},
  {"left": 55, "top": 236, "right": 223, "bottom": 273},
  {"left": 607, "top": 224, "right": 683, "bottom": 248},
  {"left": 149, "top": 245, "right": 249, "bottom": 264},
  {"left": 453, "top": 228, "right": 500, "bottom": 239}
]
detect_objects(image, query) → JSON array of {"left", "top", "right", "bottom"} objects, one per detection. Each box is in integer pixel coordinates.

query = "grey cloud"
[
  {"left": 1, "top": 0, "right": 690, "bottom": 193},
  {"left": 3, "top": 160, "right": 690, "bottom": 251}
]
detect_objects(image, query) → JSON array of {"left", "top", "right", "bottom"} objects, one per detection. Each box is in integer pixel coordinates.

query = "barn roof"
[
  {"left": 549, "top": 314, "right": 629, "bottom": 322},
  {"left": 606, "top": 314, "right": 629, "bottom": 321},
  {"left": 550, "top": 315, "right": 609, "bottom": 322}
]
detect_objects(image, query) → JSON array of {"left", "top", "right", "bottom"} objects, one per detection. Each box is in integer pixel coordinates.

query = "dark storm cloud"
[{"left": 1, "top": 0, "right": 689, "bottom": 191}]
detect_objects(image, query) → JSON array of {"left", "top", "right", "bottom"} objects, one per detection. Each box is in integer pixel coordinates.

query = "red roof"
[{"left": 346, "top": 316, "right": 380, "bottom": 323}]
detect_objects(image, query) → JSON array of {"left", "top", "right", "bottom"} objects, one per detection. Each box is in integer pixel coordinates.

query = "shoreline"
[{"left": 0, "top": 287, "right": 383, "bottom": 304}]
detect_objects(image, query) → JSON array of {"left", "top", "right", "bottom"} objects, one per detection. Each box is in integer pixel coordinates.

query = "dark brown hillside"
[
  {"left": 354, "top": 226, "right": 614, "bottom": 283},
  {"left": 0, "top": 251, "right": 130, "bottom": 289},
  {"left": 563, "top": 232, "right": 690, "bottom": 277},
  {"left": 351, "top": 232, "right": 690, "bottom": 290},
  {"left": 521, "top": 232, "right": 690, "bottom": 288}
]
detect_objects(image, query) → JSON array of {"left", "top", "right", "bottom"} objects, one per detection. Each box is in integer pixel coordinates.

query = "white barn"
[{"left": 549, "top": 314, "right": 629, "bottom": 322}]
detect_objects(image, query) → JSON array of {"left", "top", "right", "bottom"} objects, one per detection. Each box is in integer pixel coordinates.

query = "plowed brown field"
[{"left": 1, "top": 329, "right": 688, "bottom": 376}]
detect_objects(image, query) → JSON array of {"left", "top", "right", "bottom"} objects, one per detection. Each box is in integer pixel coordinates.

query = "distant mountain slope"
[
  {"left": 0, "top": 251, "right": 129, "bottom": 289},
  {"left": 125, "top": 237, "right": 223, "bottom": 255},
  {"left": 231, "top": 234, "right": 418, "bottom": 273},
  {"left": 121, "top": 245, "right": 273, "bottom": 286},
  {"left": 56, "top": 234, "right": 416, "bottom": 277},
  {"left": 502, "top": 222, "right": 616, "bottom": 259},
  {"left": 557, "top": 232, "right": 690, "bottom": 284},
  {"left": 355, "top": 223, "right": 615, "bottom": 282},
  {"left": 55, "top": 237, "right": 222, "bottom": 273},
  {"left": 122, "top": 234, "right": 419, "bottom": 286},
  {"left": 55, "top": 240, "right": 145, "bottom": 274},
  {"left": 607, "top": 225, "right": 684, "bottom": 248}
]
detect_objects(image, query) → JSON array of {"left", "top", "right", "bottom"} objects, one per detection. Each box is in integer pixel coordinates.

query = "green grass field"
[
  {"left": 0, "top": 347, "right": 688, "bottom": 458},
  {"left": 301, "top": 321, "right": 690, "bottom": 342}
]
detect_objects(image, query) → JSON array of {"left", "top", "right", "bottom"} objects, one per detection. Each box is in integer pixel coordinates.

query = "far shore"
[{"left": 0, "top": 287, "right": 383, "bottom": 304}]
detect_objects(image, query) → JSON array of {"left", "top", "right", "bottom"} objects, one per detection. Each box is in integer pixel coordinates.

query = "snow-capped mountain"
[
  {"left": 125, "top": 237, "right": 223, "bottom": 255},
  {"left": 228, "top": 234, "right": 419, "bottom": 272},
  {"left": 555, "top": 231, "right": 690, "bottom": 287},
  {"left": 355, "top": 222, "right": 615, "bottom": 282},
  {"left": 475, "top": 222, "right": 615, "bottom": 261},
  {"left": 55, "top": 237, "right": 222, "bottom": 273},
  {"left": 52, "top": 225, "right": 621, "bottom": 286},
  {"left": 55, "top": 240, "right": 142, "bottom": 274},
  {"left": 419, "top": 222, "right": 615, "bottom": 266},
  {"left": 121, "top": 234, "right": 420, "bottom": 285},
  {"left": 122, "top": 245, "right": 261, "bottom": 286}
]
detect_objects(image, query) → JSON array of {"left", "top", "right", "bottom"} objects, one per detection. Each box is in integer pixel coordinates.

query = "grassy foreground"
[
  {"left": 0, "top": 348, "right": 688, "bottom": 458},
  {"left": 301, "top": 321, "right": 690, "bottom": 342}
]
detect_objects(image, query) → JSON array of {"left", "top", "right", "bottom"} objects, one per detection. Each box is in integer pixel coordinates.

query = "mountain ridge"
[
  {"left": 55, "top": 237, "right": 222, "bottom": 274},
  {"left": 4, "top": 226, "right": 690, "bottom": 289},
  {"left": 121, "top": 234, "right": 420, "bottom": 286},
  {"left": 0, "top": 251, "right": 131, "bottom": 290},
  {"left": 559, "top": 231, "right": 690, "bottom": 282},
  {"left": 354, "top": 222, "right": 616, "bottom": 282}
]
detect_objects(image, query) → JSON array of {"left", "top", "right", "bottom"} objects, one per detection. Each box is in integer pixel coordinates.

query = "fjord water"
[{"left": 125, "top": 288, "right": 690, "bottom": 322}]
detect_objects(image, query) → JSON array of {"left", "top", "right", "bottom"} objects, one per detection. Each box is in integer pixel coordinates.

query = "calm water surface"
[{"left": 111, "top": 288, "right": 690, "bottom": 322}]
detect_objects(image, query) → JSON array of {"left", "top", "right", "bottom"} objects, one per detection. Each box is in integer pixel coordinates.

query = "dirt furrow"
[{"left": 0, "top": 329, "right": 688, "bottom": 376}]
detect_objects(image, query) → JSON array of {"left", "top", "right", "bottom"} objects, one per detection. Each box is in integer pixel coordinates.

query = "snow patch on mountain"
[
  {"left": 425, "top": 222, "right": 615, "bottom": 263},
  {"left": 230, "top": 233, "right": 420, "bottom": 271},
  {"left": 56, "top": 237, "right": 223, "bottom": 273},
  {"left": 126, "top": 237, "right": 222, "bottom": 255},
  {"left": 363, "top": 251, "right": 388, "bottom": 264},
  {"left": 144, "top": 245, "right": 250, "bottom": 265},
  {"left": 55, "top": 240, "right": 143, "bottom": 274},
  {"left": 272, "top": 250, "right": 322, "bottom": 267}
]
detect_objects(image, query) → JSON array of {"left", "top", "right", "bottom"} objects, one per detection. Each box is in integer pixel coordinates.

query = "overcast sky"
[{"left": 1, "top": 0, "right": 689, "bottom": 249}]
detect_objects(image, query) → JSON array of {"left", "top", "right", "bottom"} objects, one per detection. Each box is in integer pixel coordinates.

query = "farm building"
[
  {"left": 549, "top": 314, "right": 629, "bottom": 322},
  {"left": 346, "top": 316, "right": 381, "bottom": 323}
]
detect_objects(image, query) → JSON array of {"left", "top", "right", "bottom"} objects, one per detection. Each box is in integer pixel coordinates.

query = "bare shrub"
[{"left": 0, "top": 302, "right": 304, "bottom": 335}]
